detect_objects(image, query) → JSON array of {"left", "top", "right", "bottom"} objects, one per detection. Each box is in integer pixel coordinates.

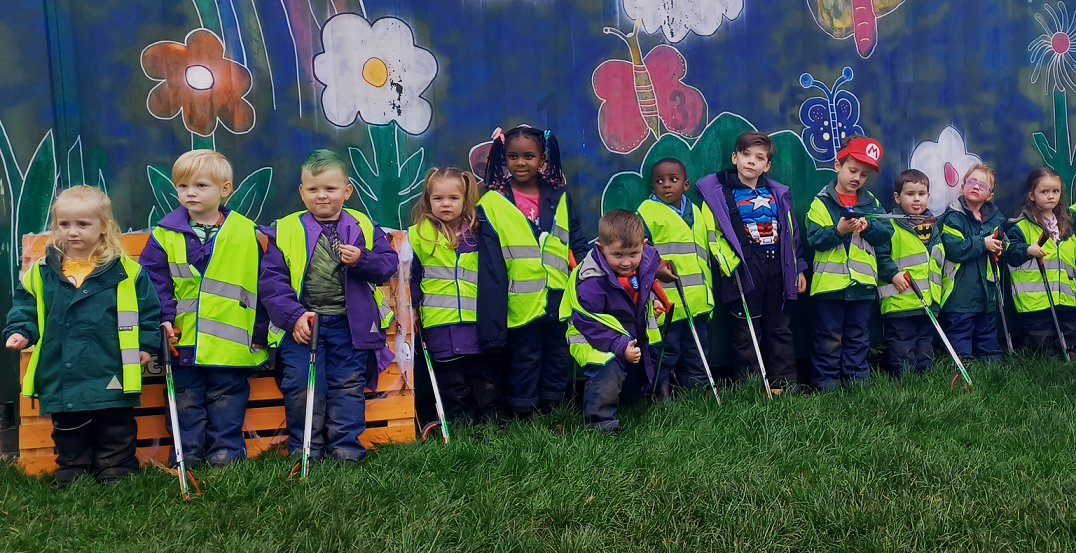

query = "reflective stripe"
[
  {"left": 646, "top": 316, "right": 658, "bottom": 331},
  {"left": 422, "top": 294, "right": 478, "bottom": 312},
  {"left": 422, "top": 265, "right": 479, "bottom": 285},
  {"left": 198, "top": 319, "right": 252, "bottom": 345},
  {"left": 848, "top": 260, "right": 877, "bottom": 278},
  {"left": 1011, "top": 280, "right": 1076, "bottom": 295},
  {"left": 378, "top": 302, "right": 394, "bottom": 321},
  {"left": 894, "top": 252, "right": 929, "bottom": 269},
  {"left": 168, "top": 262, "right": 195, "bottom": 279},
  {"left": 568, "top": 334, "right": 589, "bottom": 346},
  {"left": 707, "top": 231, "right": 717, "bottom": 244},
  {"left": 502, "top": 246, "right": 541, "bottom": 259},
  {"left": 176, "top": 298, "right": 199, "bottom": 314},
  {"left": 878, "top": 280, "right": 929, "bottom": 299},
  {"left": 201, "top": 278, "right": 257, "bottom": 308},
  {"left": 509, "top": 279, "right": 547, "bottom": 294},
  {"left": 120, "top": 349, "right": 142, "bottom": 365},
  {"left": 552, "top": 226, "right": 569, "bottom": 244},
  {"left": 116, "top": 311, "right": 139, "bottom": 329},
  {"left": 929, "top": 271, "right": 943, "bottom": 288},
  {"left": 814, "top": 261, "right": 850, "bottom": 275},
  {"left": 677, "top": 272, "right": 707, "bottom": 288},
  {"left": 655, "top": 242, "right": 698, "bottom": 257},
  {"left": 543, "top": 252, "right": 570, "bottom": 275}
]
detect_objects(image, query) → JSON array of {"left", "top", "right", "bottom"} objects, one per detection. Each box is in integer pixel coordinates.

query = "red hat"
[{"left": 836, "top": 137, "right": 883, "bottom": 172}]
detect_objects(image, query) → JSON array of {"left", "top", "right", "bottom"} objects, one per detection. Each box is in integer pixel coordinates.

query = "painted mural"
[{"left": 0, "top": 0, "right": 1069, "bottom": 395}]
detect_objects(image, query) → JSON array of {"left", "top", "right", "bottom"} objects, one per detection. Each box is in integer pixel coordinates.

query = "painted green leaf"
[
  {"left": 17, "top": 130, "right": 56, "bottom": 239},
  {"left": 228, "top": 167, "right": 272, "bottom": 222},
  {"left": 348, "top": 122, "right": 428, "bottom": 230},
  {"left": 146, "top": 165, "right": 177, "bottom": 227}
]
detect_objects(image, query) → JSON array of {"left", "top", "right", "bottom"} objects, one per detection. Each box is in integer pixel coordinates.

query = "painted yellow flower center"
[{"left": 362, "top": 58, "right": 388, "bottom": 87}]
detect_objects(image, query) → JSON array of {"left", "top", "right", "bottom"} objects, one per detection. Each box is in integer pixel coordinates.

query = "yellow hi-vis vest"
[
  {"left": 151, "top": 212, "right": 268, "bottom": 367},
  {"left": 408, "top": 219, "right": 478, "bottom": 327},
  {"left": 22, "top": 256, "right": 143, "bottom": 397},
  {"left": 478, "top": 191, "right": 548, "bottom": 328},
  {"left": 539, "top": 193, "right": 572, "bottom": 291},
  {"left": 1008, "top": 218, "right": 1076, "bottom": 313},
  {"left": 563, "top": 255, "right": 630, "bottom": 367},
  {"left": 807, "top": 197, "right": 879, "bottom": 295},
  {"left": 267, "top": 208, "right": 395, "bottom": 347},
  {"left": 636, "top": 198, "right": 715, "bottom": 322},
  {"left": 933, "top": 224, "right": 997, "bottom": 307},
  {"left": 701, "top": 201, "right": 742, "bottom": 278},
  {"left": 877, "top": 225, "right": 940, "bottom": 315}
]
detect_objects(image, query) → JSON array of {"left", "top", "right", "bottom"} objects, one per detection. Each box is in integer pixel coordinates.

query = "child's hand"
[
  {"left": 5, "top": 334, "right": 28, "bottom": 350},
  {"left": 139, "top": 351, "right": 152, "bottom": 366},
  {"left": 656, "top": 259, "right": 677, "bottom": 283},
  {"left": 339, "top": 244, "right": 362, "bottom": 265},
  {"left": 797, "top": 272, "right": 807, "bottom": 294},
  {"left": 984, "top": 235, "right": 1003, "bottom": 256},
  {"left": 853, "top": 218, "right": 869, "bottom": 234},
  {"left": 624, "top": 339, "right": 642, "bottom": 364},
  {"left": 1029, "top": 244, "right": 1046, "bottom": 259},
  {"left": 836, "top": 216, "right": 859, "bottom": 235},
  {"left": 892, "top": 271, "right": 910, "bottom": 293},
  {"left": 251, "top": 343, "right": 264, "bottom": 352},
  {"left": 292, "top": 312, "right": 316, "bottom": 345},
  {"left": 160, "top": 321, "right": 179, "bottom": 345}
]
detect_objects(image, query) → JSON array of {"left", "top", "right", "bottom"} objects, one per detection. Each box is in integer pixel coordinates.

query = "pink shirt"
[{"left": 513, "top": 189, "right": 540, "bottom": 222}]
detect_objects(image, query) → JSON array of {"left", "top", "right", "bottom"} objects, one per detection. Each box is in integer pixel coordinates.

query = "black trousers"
[
  {"left": 1020, "top": 307, "right": 1076, "bottom": 353},
  {"left": 726, "top": 249, "right": 798, "bottom": 388},
  {"left": 431, "top": 352, "right": 506, "bottom": 424},
  {"left": 51, "top": 407, "right": 139, "bottom": 483}
]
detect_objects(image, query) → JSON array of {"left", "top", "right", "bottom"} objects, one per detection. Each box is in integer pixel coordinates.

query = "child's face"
[
  {"left": 961, "top": 169, "right": 995, "bottom": 206},
  {"left": 300, "top": 167, "right": 353, "bottom": 221},
  {"left": 895, "top": 181, "right": 930, "bottom": 215},
  {"left": 833, "top": 157, "right": 874, "bottom": 194},
  {"left": 1030, "top": 175, "right": 1063, "bottom": 213},
  {"left": 505, "top": 136, "right": 546, "bottom": 187},
  {"left": 650, "top": 161, "right": 689, "bottom": 205},
  {"left": 598, "top": 239, "right": 643, "bottom": 276},
  {"left": 428, "top": 177, "right": 465, "bottom": 224},
  {"left": 54, "top": 202, "right": 105, "bottom": 259},
  {"left": 731, "top": 145, "right": 772, "bottom": 183},
  {"left": 175, "top": 168, "right": 231, "bottom": 218}
]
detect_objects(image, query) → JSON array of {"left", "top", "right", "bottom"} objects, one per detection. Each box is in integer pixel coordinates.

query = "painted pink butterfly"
[{"left": 592, "top": 20, "right": 707, "bottom": 154}]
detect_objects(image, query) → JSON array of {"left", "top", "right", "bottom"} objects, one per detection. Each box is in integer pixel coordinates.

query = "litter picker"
[
  {"left": 733, "top": 271, "right": 773, "bottom": 399},
  {"left": 840, "top": 212, "right": 936, "bottom": 225},
  {"left": 904, "top": 274, "right": 972, "bottom": 389},
  {"left": 667, "top": 262, "right": 721, "bottom": 404},
  {"left": 992, "top": 230, "right": 1016, "bottom": 358},
  {"left": 649, "top": 302, "right": 675, "bottom": 399},
  {"left": 289, "top": 313, "right": 320, "bottom": 479},
  {"left": 416, "top": 326, "right": 450, "bottom": 444},
  {"left": 1035, "top": 232, "right": 1070, "bottom": 360},
  {"left": 160, "top": 330, "right": 201, "bottom": 500}
]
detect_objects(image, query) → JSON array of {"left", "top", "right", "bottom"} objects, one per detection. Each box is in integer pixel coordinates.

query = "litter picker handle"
[
  {"left": 161, "top": 330, "right": 172, "bottom": 364},
  {"left": 905, "top": 273, "right": 925, "bottom": 300},
  {"left": 652, "top": 281, "right": 672, "bottom": 311},
  {"left": 309, "top": 314, "right": 321, "bottom": 354}
]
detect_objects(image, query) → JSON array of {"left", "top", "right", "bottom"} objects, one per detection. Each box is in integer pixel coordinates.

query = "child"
[
  {"left": 4, "top": 186, "right": 161, "bottom": 484},
  {"left": 635, "top": 157, "right": 715, "bottom": 398},
  {"left": 478, "top": 126, "right": 589, "bottom": 418},
  {"left": 409, "top": 167, "right": 505, "bottom": 424},
  {"left": 140, "top": 150, "right": 268, "bottom": 466},
  {"left": 806, "top": 135, "right": 892, "bottom": 390},
  {"left": 1005, "top": 168, "right": 1076, "bottom": 353},
  {"left": 259, "top": 149, "right": 398, "bottom": 463},
  {"left": 562, "top": 210, "right": 660, "bottom": 432},
  {"left": 935, "top": 164, "right": 1005, "bottom": 361},
  {"left": 696, "top": 132, "right": 808, "bottom": 393},
  {"left": 876, "top": 169, "right": 940, "bottom": 377}
]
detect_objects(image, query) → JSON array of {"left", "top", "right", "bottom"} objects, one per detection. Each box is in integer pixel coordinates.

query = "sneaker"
[{"left": 770, "top": 388, "right": 784, "bottom": 396}]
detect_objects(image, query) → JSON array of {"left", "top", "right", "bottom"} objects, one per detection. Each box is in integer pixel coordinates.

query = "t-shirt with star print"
[{"left": 732, "top": 186, "right": 780, "bottom": 250}]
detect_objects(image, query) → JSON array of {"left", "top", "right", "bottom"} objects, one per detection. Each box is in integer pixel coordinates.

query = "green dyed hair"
[{"left": 302, "top": 149, "right": 349, "bottom": 178}]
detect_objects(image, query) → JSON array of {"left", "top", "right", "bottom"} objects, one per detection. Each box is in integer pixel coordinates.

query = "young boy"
[
  {"left": 697, "top": 132, "right": 808, "bottom": 393},
  {"left": 636, "top": 158, "right": 716, "bottom": 399},
  {"left": 876, "top": 169, "right": 940, "bottom": 377},
  {"left": 563, "top": 210, "right": 660, "bottom": 433},
  {"left": 141, "top": 150, "right": 268, "bottom": 466},
  {"left": 936, "top": 164, "right": 1005, "bottom": 360},
  {"left": 806, "top": 135, "right": 893, "bottom": 390},
  {"left": 259, "top": 149, "right": 398, "bottom": 463}
]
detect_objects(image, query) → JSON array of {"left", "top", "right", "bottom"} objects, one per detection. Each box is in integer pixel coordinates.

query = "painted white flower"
[
  {"left": 314, "top": 14, "right": 438, "bottom": 135},
  {"left": 1030, "top": 1, "right": 1076, "bottom": 93},
  {"left": 623, "top": 0, "right": 743, "bottom": 43},
  {"left": 909, "top": 126, "right": 983, "bottom": 215}
]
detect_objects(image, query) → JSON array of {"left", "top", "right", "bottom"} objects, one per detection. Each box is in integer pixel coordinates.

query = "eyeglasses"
[{"left": 964, "top": 178, "right": 993, "bottom": 193}]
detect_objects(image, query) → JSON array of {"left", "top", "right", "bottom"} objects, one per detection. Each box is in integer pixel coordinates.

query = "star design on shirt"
[{"left": 749, "top": 195, "right": 773, "bottom": 210}]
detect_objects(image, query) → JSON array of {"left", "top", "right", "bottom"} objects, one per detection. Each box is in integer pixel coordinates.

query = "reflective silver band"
[
  {"left": 202, "top": 278, "right": 257, "bottom": 308},
  {"left": 168, "top": 262, "right": 195, "bottom": 279},
  {"left": 120, "top": 349, "right": 141, "bottom": 365},
  {"left": 116, "top": 310, "right": 139, "bottom": 329},
  {"left": 509, "top": 278, "right": 547, "bottom": 294},
  {"left": 198, "top": 319, "right": 253, "bottom": 346}
]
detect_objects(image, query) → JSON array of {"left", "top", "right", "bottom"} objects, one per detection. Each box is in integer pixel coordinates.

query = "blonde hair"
[
  {"left": 964, "top": 163, "right": 996, "bottom": 190},
  {"left": 172, "top": 149, "right": 233, "bottom": 188},
  {"left": 48, "top": 185, "right": 126, "bottom": 263},
  {"left": 411, "top": 167, "right": 479, "bottom": 251}
]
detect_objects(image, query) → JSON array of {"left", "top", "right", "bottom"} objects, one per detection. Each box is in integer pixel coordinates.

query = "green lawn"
[{"left": 3, "top": 357, "right": 1076, "bottom": 552}]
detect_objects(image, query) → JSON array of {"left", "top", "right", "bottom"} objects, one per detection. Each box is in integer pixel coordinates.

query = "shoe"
[
  {"left": 770, "top": 388, "right": 783, "bottom": 395},
  {"left": 53, "top": 469, "right": 89, "bottom": 488}
]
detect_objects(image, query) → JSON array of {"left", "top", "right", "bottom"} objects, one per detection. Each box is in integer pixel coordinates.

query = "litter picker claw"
[
  {"left": 416, "top": 326, "right": 450, "bottom": 444},
  {"left": 904, "top": 274, "right": 972, "bottom": 390}
]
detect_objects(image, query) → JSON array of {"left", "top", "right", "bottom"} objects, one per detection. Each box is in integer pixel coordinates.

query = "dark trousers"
[
  {"left": 51, "top": 407, "right": 139, "bottom": 483},
  {"left": 940, "top": 311, "right": 1002, "bottom": 361},
  {"left": 582, "top": 358, "right": 647, "bottom": 432},
  {"left": 166, "top": 366, "right": 250, "bottom": 466},
  {"left": 1019, "top": 307, "right": 1076, "bottom": 353},
  {"left": 279, "top": 314, "right": 369, "bottom": 462},
  {"left": 811, "top": 299, "right": 873, "bottom": 390},
  {"left": 506, "top": 317, "right": 570, "bottom": 415},
  {"left": 648, "top": 316, "right": 709, "bottom": 393},
  {"left": 726, "top": 250, "right": 798, "bottom": 388},
  {"left": 430, "top": 352, "right": 506, "bottom": 424},
  {"left": 883, "top": 315, "right": 934, "bottom": 377}
]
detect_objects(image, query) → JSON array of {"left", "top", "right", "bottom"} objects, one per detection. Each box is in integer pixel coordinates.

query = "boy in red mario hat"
[{"left": 805, "top": 135, "right": 893, "bottom": 390}]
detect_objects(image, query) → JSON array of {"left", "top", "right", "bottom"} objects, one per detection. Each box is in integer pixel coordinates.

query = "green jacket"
[
  {"left": 876, "top": 207, "right": 941, "bottom": 318},
  {"left": 2, "top": 250, "right": 161, "bottom": 414},
  {"left": 805, "top": 181, "right": 892, "bottom": 301},
  {"left": 937, "top": 197, "right": 1006, "bottom": 314}
]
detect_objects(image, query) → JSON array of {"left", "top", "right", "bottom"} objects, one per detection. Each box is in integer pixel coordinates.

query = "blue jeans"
[
  {"left": 279, "top": 314, "right": 369, "bottom": 462},
  {"left": 505, "top": 318, "right": 570, "bottom": 415},
  {"left": 582, "top": 358, "right": 647, "bottom": 431},
  {"left": 941, "top": 312, "right": 1002, "bottom": 361},
  {"left": 166, "top": 366, "right": 251, "bottom": 466},
  {"left": 811, "top": 299, "right": 873, "bottom": 390},
  {"left": 882, "top": 315, "right": 934, "bottom": 377},
  {"left": 647, "top": 316, "right": 709, "bottom": 392}
]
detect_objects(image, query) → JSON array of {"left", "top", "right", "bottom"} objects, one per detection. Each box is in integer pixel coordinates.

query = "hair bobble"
[{"left": 491, "top": 127, "right": 505, "bottom": 142}]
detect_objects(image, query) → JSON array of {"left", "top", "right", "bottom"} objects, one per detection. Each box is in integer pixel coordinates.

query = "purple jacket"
[
  {"left": 141, "top": 206, "right": 270, "bottom": 367},
  {"left": 571, "top": 244, "right": 661, "bottom": 385},
  {"left": 696, "top": 170, "right": 808, "bottom": 304},
  {"left": 259, "top": 210, "right": 399, "bottom": 351},
  {"left": 410, "top": 227, "right": 481, "bottom": 360}
]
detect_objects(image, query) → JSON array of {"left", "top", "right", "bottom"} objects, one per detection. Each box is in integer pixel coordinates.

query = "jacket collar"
[
  {"left": 950, "top": 195, "right": 999, "bottom": 223},
  {"left": 819, "top": 180, "right": 874, "bottom": 208},
  {"left": 718, "top": 168, "right": 770, "bottom": 190},
  {"left": 158, "top": 205, "right": 232, "bottom": 234}
]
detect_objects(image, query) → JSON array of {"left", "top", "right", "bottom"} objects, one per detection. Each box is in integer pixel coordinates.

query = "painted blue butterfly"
[{"left": 799, "top": 67, "right": 865, "bottom": 163}]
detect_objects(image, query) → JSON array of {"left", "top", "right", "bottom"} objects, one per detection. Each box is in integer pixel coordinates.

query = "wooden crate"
[{"left": 17, "top": 231, "right": 416, "bottom": 474}]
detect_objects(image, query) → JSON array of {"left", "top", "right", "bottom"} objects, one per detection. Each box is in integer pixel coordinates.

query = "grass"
[{"left": 3, "top": 356, "right": 1076, "bottom": 552}]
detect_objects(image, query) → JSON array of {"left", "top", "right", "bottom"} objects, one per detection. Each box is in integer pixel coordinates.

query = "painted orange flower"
[{"left": 140, "top": 28, "right": 255, "bottom": 136}]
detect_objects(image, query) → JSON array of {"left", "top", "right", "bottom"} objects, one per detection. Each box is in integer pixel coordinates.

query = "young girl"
[
  {"left": 477, "top": 125, "right": 589, "bottom": 418},
  {"left": 935, "top": 164, "right": 1006, "bottom": 361},
  {"left": 1005, "top": 168, "right": 1076, "bottom": 353},
  {"left": 409, "top": 167, "right": 505, "bottom": 423},
  {"left": 4, "top": 185, "right": 160, "bottom": 484}
]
